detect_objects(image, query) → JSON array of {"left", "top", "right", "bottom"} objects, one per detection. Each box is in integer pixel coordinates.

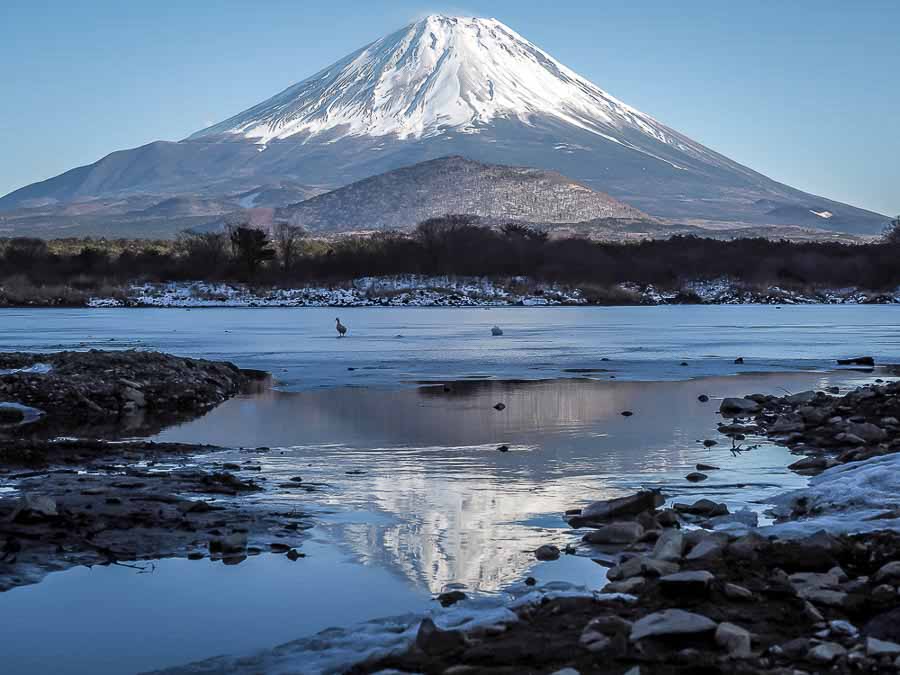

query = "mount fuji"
[{"left": 0, "top": 15, "right": 887, "bottom": 235}]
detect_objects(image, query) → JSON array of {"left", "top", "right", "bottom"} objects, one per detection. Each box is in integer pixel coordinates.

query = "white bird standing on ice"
[
  {"left": 335, "top": 317, "right": 348, "bottom": 337},
  {"left": 491, "top": 326, "right": 503, "bottom": 336}
]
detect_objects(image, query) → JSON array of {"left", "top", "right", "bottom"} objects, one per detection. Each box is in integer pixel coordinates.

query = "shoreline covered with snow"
[{"left": 80, "top": 276, "right": 900, "bottom": 308}]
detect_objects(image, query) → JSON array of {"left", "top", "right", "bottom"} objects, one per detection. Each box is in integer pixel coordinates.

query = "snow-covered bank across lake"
[{"left": 85, "top": 276, "right": 900, "bottom": 308}]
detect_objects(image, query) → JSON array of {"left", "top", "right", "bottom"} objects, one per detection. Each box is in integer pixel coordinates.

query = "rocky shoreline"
[
  {"left": 346, "top": 369, "right": 900, "bottom": 674},
  {"left": 0, "top": 350, "right": 315, "bottom": 591}
]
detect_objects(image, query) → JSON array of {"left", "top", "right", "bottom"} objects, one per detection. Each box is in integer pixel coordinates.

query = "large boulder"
[
  {"left": 582, "top": 521, "right": 644, "bottom": 545},
  {"left": 575, "top": 490, "right": 664, "bottom": 525},
  {"left": 720, "top": 398, "right": 760, "bottom": 416},
  {"left": 630, "top": 609, "right": 717, "bottom": 641}
]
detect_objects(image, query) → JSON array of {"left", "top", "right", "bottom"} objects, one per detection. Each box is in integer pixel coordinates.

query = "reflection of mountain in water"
[{"left": 157, "top": 372, "right": 833, "bottom": 593}]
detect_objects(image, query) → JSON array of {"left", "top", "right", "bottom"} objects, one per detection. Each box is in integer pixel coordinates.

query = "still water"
[{"left": 0, "top": 306, "right": 897, "bottom": 674}]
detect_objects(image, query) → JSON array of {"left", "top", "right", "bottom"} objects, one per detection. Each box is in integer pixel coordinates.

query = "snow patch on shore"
[
  {"left": 86, "top": 276, "right": 900, "bottom": 308},
  {"left": 89, "top": 277, "right": 586, "bottom": 308},
  {"left": 153, "top": 584, "right": 606, "bottom": 675},
  {"left": 765, "top": 453, "right": 900, "bottom": 537}
]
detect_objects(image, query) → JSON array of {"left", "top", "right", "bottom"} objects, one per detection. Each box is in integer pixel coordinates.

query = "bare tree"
[
  {"left": 272, "top": 222, "right": 306, "bottom": 272},
  {"left": 884, "top": 216, "right": 900, "bottom": 244}
]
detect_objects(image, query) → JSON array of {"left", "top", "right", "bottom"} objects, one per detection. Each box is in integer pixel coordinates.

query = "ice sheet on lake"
[
  {"left": 150, "top": 583, "right": 609, "bottom": 675},
  {"left": 765, "top": 453, "right": 900, "bottom": 537}
]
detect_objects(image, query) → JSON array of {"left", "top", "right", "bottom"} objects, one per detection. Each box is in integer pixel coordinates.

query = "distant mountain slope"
[
  {"left": 0, "top": 15, "right": 888, "bottom": 235},
  {"left": 278, "top": 157, "right": 653, "bottom": 232}
]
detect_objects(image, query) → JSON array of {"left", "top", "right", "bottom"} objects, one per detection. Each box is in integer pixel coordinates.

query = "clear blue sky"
[{"left": 2, "top": 0, "right": 897, "bottom": 215}]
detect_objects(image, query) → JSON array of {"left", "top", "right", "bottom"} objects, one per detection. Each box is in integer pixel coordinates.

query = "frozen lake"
[{"left": 0, "top": 305, "right": 897, "bottom": 674}]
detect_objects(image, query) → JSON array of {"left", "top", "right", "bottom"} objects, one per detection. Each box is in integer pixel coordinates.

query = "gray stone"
[
  {"left": 673, "top": 498, "right": 728, "bottom": 517},
  {"left": 808, "top": 642, "right": 847, "bottom": 664},
  {"left": 651, "top": 529, "right": 684, "bottom": 562},
  {"left": 867, "top": 637, "right": 900, "bottom": 657},
  {"left": 416, "top": 617, "right": 464, "bottom": 655},
  {"left": 720, "top": 398, "right": 760, "bottom": 416},
  {"left": 534, "top": 544, "right": 560, "bottom": 561},
  {"left": 608, "top": 556, "right": 678, "bottom": 581},
  {"left": 659, "top": 570, "right": 714, "bottom": 595},
  {"left": 715, "top": 622, "right": 752, "bottom": 658},
  {"left": 582, "top": 521, "right": 644, "bottom": 545},
  {"left": 11, "top": 494, "right": 58, "bottom": 520},
  {"left": 686, "top": 538, "right": 725, "bottom": 562},
  {"left": 723, "top": 583, "right": 753, "bottom": 601},
  {"left": 874, "top": 561, "right": 900, "bottom": 584},
  {"left": 770, "top": 414, "right": 806, "bottom": 434},
  {"left": 603, "top": 577, "right": 646, "bottom": 594},
  {"left": 579, "top": 490, "right": 665, "bottom": 523},
  {"left": 630, "top": 609, "right": 717, "bottom": 641},
  {"left": 685, "top": 472, "right": 708, "bottom": 482},
  {"left": 579, "top": 619, "right": 613, "bottom": 653},
  {"left": 846, "top": 422, "right": 887, "bottom": 443},
  {"left": 785, "top": 390, "right": 817, "bottom": 405}
]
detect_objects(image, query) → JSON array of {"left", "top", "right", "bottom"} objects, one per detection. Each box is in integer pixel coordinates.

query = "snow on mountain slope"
[
  {"left": 190, "top": 16, "right": 719, "bottom": 171},
  {"left": 0, "top": 15, "right": 888, "bottom": 235}
]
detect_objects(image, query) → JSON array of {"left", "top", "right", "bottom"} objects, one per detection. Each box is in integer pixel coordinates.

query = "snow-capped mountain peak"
[{"left": 190, "top": 15, "right": 681, "bottom": 150}]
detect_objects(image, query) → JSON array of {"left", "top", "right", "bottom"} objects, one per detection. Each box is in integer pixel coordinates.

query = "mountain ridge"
[{"left": 0, "top": 15, "right": 888, "bottom": 235}]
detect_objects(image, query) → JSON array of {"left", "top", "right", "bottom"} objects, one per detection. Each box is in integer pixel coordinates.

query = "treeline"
[{"left": 3, "top": 216, "right": 900, "bottom": 292}]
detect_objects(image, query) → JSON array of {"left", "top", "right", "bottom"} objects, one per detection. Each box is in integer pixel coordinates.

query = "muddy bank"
[
  {"left": 0, "top": 444, "right": 316, "bottom": 591},
  {"left": 0, "top": 349, "right": 258, "bottom": 438},
  {"left": 0, "top": 350, "right": 319, "bottom": 592}
]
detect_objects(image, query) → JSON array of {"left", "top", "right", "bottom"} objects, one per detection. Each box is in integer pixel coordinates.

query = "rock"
[
  {"left": 715, "top": 622, "right": 752, "bottom": 658},
  {"left": 837, "top": 356, "right": 875, "bottom": 366},
  {"left": 673, "top": 498, "right": 728, "bottom": 517},
  {"left": 723, "top": 583, "right": 753, "bottom": 601},
  {"left": 659, "top": 570, "right": 715, "bottom": 596},
  {"left": 803, "top": 601, "right": 824, "bottom": 623},
  {"left": 121, "top": 386, "right": 146, "bottom": 408},
  {"left": 497, "top": 445, "right": 509, "bottom": 452},
  {"left": 10, "top": 494, "right": 58, "bottom": 521},
  {"left": 785, "top": 390, "right": 816, "bottom": 405},
  {"left": 416, "top": 618, "right": 465, "bottom": 655},
  {"left": 686, "top": 538, "right": 725, "bottom": 562},
  {"left": 866, "top": 608, "right": 900, "bottom": 642},
  {"left": 734, "top": 357, "right": 744, "bottom": 364},
  {"left": 603, "top": 577, "right": 646, "bottom": 594},
  {"left": 437, "top": 590, "right": 467, "bottom": 607},
  {"left": 651, "top": 529, "right": 684, "bottom": 562},
  {"left": 702, "top": 439, "right": 717, "bottom": 448},
  {"left": 696, "top": 463, "right": 719, "bottom": 471},
  {"left": 720, "top": 398, "right": 760, "bottom": 416},
  {"left": 285, "top": 549, "right": 304, "bottom": 561},
  {"left": 209, "top": 532, "right": 247, "bottom": 554},
  {"left": 846, "top": 421, "right": 887, "bottom": 443},
  {"left": 630, "top": 609, "right": 717, "bottom": 641},
  {"left": 609, "top": 556, "right": 678, "bottom": 580},
  {"left": 493, "top": 402, "right": 506, "bottom": 411},
  {"left": 866, "top": 637, "right": 900, "bottom": 657},
  {"left": 550, "top": 670, "right": 581, "bottom": 675},
  {"left": 685, "top": 472, "right": 707, "bottom": 482},
  {"left": 727, "top": 531, "right": 767, "bottom": 560},
  {"left": 770, "top": 414, "right": 806, "bottom": 434},
  {"left": 788, "top": 456, "right": 833, "bottom": 474},
  {"left": 621, "top": 410, "right": 634, "bottom": 417},
  {"left": 698, "top": 394, "right": 709, "bottom": 402},
  {"left": 491, "top": 326, "right": 503, "bottom": 336},
  {"left": 872, "top": 584, "right": 896, "bottom": 603},
  {"left": 583, "top": 616, "right": 633, "bottom": 636},
  {"left": 0, "top": 407, "right": 25, "bottom": 424},
  {"left": 808, "top": 642, "right": 847, "bottom": 664},
  {"left": 579, "top": 621, "right": 612, "bottom": 654},
  {"left": 534, "top": 544, "right": 560, "bottom": 561},
  {"left": 578, "top": 490, "right": 664, "bottom": 523},
  {"left": 706, "top": 507, "right": 758, "bottom": 529},
  {"left": 583, "top": 521, "right": 645, "bottom": 545}
]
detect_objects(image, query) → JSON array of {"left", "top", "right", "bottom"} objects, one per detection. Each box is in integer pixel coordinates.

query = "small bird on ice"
[
  {"left": 335, "top": 318, "right": 348, "bottom": 337},
  {"left": 491, "top": 326, "right": 503, "bottom": 336}
]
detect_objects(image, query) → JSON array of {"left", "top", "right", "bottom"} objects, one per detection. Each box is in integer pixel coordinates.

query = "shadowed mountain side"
[{"left": 276, "top": 157, "right": 654, "bottom": 233}]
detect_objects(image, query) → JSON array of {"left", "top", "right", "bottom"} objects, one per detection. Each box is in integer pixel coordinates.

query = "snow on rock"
[{"left": 765, "top": 454, "right": 900, "bottom": 538}]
